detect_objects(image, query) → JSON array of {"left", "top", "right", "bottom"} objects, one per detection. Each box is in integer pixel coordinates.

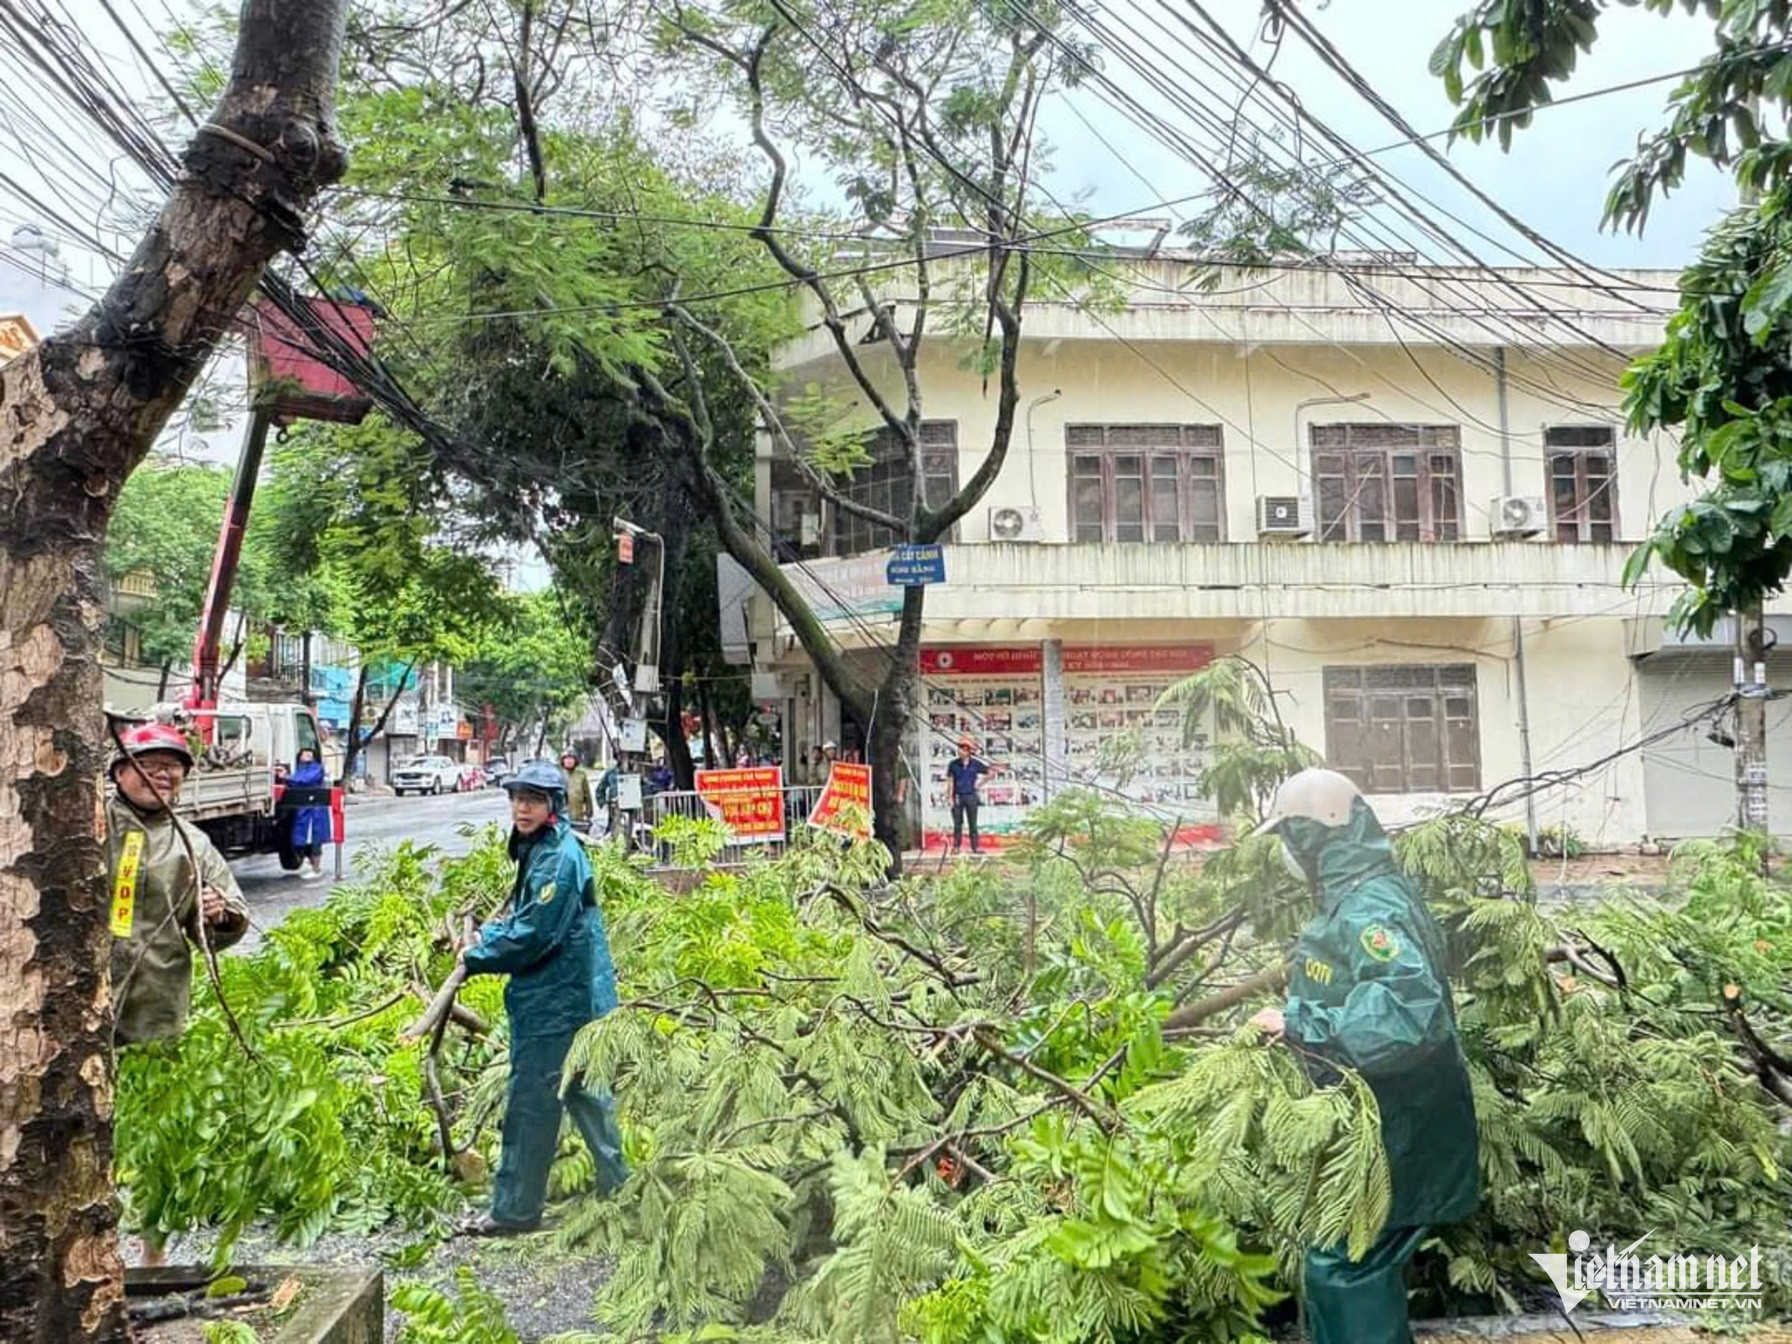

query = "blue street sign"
[{"left": 885, "top": 543, "right": 947, "bottom": 586}]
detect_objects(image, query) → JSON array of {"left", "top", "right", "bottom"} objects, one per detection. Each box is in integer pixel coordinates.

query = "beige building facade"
[{"left": 749, "top": 258, "right": 1791, "bottom": 851}]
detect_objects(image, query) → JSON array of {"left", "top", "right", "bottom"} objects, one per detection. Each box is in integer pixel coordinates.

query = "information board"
[
  {"left": 1061, "top": 645, "right": 1215, "bottom": 818},
  {"left": 695, "top": 766, "right": 786, "bottom": 843},
  {"left": 809, "top": 762, "right": 873, "bottom": 839},
  {"left": 918, "top": 645, "right": 1045, "bottom": 840}
]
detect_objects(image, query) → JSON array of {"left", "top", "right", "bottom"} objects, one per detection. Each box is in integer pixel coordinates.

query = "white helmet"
[{"left": 1251, "top": 768, "right": 1361, "bottom": 836}]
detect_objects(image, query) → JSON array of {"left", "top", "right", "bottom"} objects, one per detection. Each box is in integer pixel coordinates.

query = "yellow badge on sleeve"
[
  {"left": 537, "top": 882, "right": 556, "bottom": 905},
  {"left": 111, "top": 830, "right": 145, "bottom": 937}
]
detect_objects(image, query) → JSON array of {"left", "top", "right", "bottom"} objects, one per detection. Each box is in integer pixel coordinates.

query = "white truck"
[{"left": 146, "top": 700, "right": 333, "bottom": 866}]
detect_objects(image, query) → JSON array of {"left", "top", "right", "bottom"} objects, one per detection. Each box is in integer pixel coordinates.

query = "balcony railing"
[{"left": 775, "top": 540, "right": 1700, "bottom": 626}]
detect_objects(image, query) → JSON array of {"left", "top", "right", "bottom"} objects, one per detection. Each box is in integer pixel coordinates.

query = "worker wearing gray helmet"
[
  {"left": 1247, "top": 768, "right": 1479, "bottom": 1344},
  {"left": 458, "top": 759, "right": 626, "bottom": 1233}
]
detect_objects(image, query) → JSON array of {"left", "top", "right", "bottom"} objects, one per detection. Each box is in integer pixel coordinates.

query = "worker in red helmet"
[{"left": 107, "top": 721, "right": 250, "bottom": 1046}]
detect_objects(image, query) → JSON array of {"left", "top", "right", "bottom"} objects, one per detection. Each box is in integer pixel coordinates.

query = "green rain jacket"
[
  {"left": 1280, "top": 800, "right": 1480, "bottom": 1230},
  {"left": 463, "top": 818, "right": 618, "bottom": 1039}
]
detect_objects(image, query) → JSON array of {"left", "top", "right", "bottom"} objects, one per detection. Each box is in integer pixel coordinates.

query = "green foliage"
[
  {"left": 1158, "top": 657, "right": 1321, "bottom": 822},
  {"left": 114, "top": 836, "right": 518, "bottom": 1263},
  {"left": 455, "top": 589, "right": 594, "bottom": 746},
  {"left": 202, "top": 1323, "right": 261, "bottom": 1344},
  {"left": 393, "top": 1269, "right": 520, "bottom": 1343},
  {"left": 123, "top": 677, "right": 1792, "bottom": 1337},
  {"left": 106, "top": 454, "right": 277, "bottom": 671},
  {"left": 1620, "top": 196, "right": 1792, "bottom": 632},
  {"left": 262, "top": 423, "right": 505, "bottom": 666}
]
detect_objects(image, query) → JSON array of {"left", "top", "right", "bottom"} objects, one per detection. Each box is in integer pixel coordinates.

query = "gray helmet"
[{"left": 503, "top": 759, "right": 568, "bottom": 808}]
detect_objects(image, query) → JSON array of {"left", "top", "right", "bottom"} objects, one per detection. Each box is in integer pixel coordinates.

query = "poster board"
[
  {"left": 695, "top": 766, "right": 786, "bottom": 843},
  {"left": 1061, "top": 645, "right": 1215, "bottom": 817},
  {"left": 918, "top": 646, "right": 1045, "bottom": 839},
  {"left": 809, "top": 762, "right": 873, "bottom": 839}
]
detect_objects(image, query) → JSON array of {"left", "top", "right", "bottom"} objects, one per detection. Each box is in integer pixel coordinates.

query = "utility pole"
[
  {"left": 1736, "top": 98, "right": 1769, "bottom": 842},
  {"left": 1735, "top": 606, "right": 1771, "bottom": 835}
]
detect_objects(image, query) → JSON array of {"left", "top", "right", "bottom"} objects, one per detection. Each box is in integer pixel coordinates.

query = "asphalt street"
[{"left": 230, "top": 787, "right": 509, "bottom": 949}]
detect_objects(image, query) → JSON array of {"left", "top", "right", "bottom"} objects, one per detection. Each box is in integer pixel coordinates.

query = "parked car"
[
  {"left": 392, "top": 754, "right": 460, "bottom": 796},
  {"left": 484, "top": 756, "right": 512, "bottom": 786},
  {"left": 456, "top": 763, "right": 488, "bottom": 792}
]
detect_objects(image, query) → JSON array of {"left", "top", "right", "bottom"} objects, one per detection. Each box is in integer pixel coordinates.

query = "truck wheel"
[{"left": 277, "top": 833, "right": 301, "bottom": 872}]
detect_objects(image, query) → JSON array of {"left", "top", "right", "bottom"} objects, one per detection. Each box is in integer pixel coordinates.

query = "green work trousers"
[
  {"left": 490, "top": 1029, "right": 628, "bottom": 1229},
  {"left": 1302, "top": 1224, "right": 1429, "bottom": 1344}
]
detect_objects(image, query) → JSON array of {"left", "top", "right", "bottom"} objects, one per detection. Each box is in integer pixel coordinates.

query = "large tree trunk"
[{"left": 0, "top": 3, "right": 348, "bottom": 1338}]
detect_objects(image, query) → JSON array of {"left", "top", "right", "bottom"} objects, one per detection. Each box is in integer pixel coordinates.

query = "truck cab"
[{"left": 138, "top": 700, "right": 331, "bottom": 860}]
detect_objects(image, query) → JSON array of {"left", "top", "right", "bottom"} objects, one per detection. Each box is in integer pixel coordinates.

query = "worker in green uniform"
[
  {"left": 1248, "top": 768, "right": 1479, "bottom": 1344},
  {"left": 559, "top": 749, "right": 594, "bottom": 832},
  {"left": 458, "top": 759, "right": 627, "bottom": 1234}
]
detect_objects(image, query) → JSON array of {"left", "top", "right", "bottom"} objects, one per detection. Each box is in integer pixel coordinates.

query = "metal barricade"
[{"left": 622, "top": 786, "right": 826, "bottom": 869}]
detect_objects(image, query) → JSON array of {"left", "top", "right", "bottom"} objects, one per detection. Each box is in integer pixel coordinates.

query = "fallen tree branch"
[
  {"left": 409, "top": 981, "right": 490, "bottom": 1037},
  {"left": 1162, "top": 966, "right": 1290, "bottom": 1034},
  {"left": 402, "top": 964, "right": 469, "bottom": 1042},
  {"left": 1721, "top": 983, "right": 1792, "bottom": 1106},
  {"left": 972, "top": 1026, "right": 1120, "bottom": 1132},
  {"left": 1544, "top": 941, "right": 1624, "bottom": 991}
]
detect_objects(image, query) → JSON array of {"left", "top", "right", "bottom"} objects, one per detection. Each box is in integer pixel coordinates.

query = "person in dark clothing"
[
  {"left": 458, "top": 760, "right": 627, "bottom": 1235},
  {"left": 945, "top": 738, "right": 995, "bottom": 854},
  {"left": 1248, "top": 768, "right": 1480, "bottom": 1344}
]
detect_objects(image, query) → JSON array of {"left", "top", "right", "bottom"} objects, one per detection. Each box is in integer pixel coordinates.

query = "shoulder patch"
[
  {"left": 537, "top": 881, "right": 556, "bottom": 905},
  {"left": 1359, "top": 924, "right": 1400, "bottom": 961}
]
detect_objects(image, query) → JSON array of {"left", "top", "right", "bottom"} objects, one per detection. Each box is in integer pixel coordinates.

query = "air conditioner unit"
[
  {"left": 1491, "top": 495, "right": 1548, "bottom": 540},
  {"left": 1256, "top": 495, "right": 1310, "bottom": 539},
  {"left": 988, "top": 505, "right": 1047, "bottom": 542}
]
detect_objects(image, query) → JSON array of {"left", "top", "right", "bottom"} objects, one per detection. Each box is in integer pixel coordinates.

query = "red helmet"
[{"left": 112, "top": 721, "right": 195, "bottom": 773}]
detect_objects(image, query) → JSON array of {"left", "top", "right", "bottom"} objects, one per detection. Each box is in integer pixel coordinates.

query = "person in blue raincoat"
[
  {"left": 457, "top": 759, "right": 628, "bottom": 1234},
  {"left": 287, "top": 746, "right": 332, "bottom": 880},
  {"left": 1247, "top": 768, "right": 1479, "bottom": 1344}
]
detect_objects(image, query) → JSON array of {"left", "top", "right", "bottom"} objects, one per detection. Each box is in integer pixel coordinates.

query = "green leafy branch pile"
[
  {"left": 118, "top": 666, "right": 1792, "bottom": 1342},
  {"left": 550, "top": 667, "right": 1792, "bottom": 1342},
  {"left": 114, "top": 834, "right": 519, "bottom": 1261}
]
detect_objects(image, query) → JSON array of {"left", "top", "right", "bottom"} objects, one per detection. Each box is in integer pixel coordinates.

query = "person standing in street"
[
  {"left": 458, "top": 760, "right": 627, "bottom": 1235},
  {"left": 594, "top": 759, "right": 620, "bottom": 838},
  {"left": 107, "top": 720, "right": 252, "bottom": 1265},
  {"left": 286, "top": 745, "right": 331, "bottom": 880},
  {"left": 1247, "top": 768, "right": 1479, "bottom": 1344},
  {"left": 945, "top": 737, "right": 996, "bottom": 855},
  {"left": 559, "top": 749, "right": 593, "bottom": 832}
]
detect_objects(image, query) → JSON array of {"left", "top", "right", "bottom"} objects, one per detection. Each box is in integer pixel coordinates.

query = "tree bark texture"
[{"left": 0, "top": 2, "right": 347, "bottom": 1337}]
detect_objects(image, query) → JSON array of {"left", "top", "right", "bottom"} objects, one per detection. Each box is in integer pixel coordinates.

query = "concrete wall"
[{"left": 752, "top": 263, "right": 1761, "bottom": 849}]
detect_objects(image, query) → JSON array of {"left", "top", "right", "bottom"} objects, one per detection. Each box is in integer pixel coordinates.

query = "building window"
[
  {"left": 1323, "top": 664, "right": 1480, "bottom": 794},
  {"left": 1311, "top": 424, "right": 1462, "bottom": 543},
  {"left": 1066, "top": 424, "right": 1225, "bottom": 543},
  {"left": 832, "top": 420, "right": 959, "bottom": 557},
  {"left": 1546, "top": 426, "right": 1618, "bottom": 543}
]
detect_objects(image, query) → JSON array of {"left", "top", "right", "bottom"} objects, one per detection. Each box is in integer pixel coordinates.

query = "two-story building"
[{"left": 746, "top": 252, "right": 1790, "bottom": 852}]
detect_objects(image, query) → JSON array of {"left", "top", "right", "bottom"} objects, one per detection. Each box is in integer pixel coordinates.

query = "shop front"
[{"left": 914, "top": 641, "right": 1220, "bottom": 851}]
